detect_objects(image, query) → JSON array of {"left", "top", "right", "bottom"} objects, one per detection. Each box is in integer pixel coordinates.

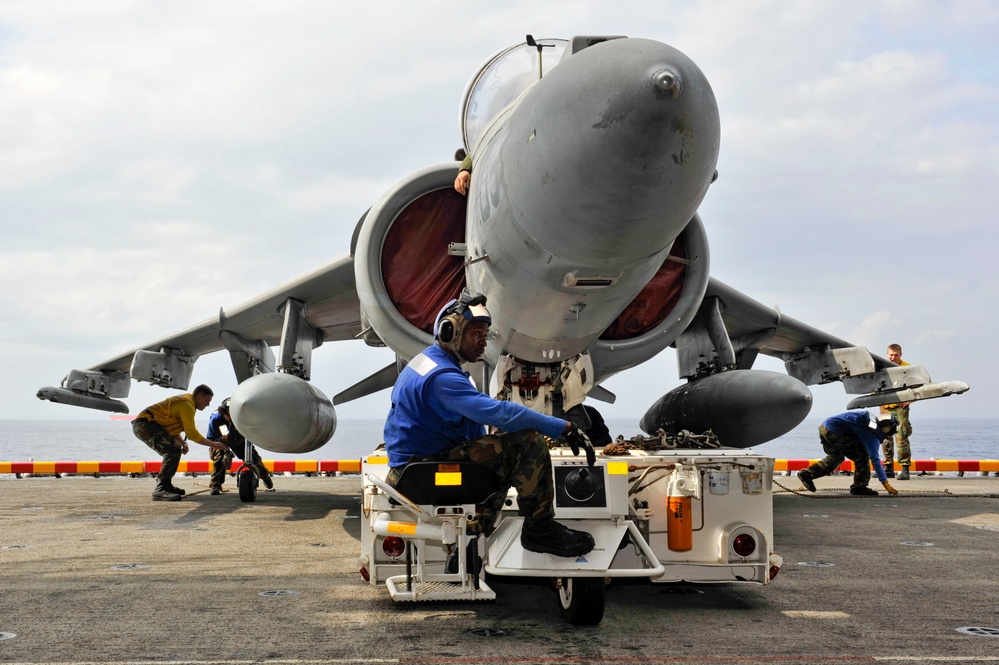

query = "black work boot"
[
  {"left": 261, "top": 472, "right": 274, "bottom": 490},
  {"left": 521, "top": 519, "right": 595, "bottom": 557},
  {"left": 797, "top": 469, "right": 817, "bottom": 492},
  {"left": 884, "top": 461, "right": 895, "bottom": 479},
  {"left": 164, "top": 483, "right": 185, "bottom": 495},
  {"left": 152, "top": 480, "right": 182, "bottom": 501},
  {"left": 849, "top": 485, "right": 879, "bottom": 496}
]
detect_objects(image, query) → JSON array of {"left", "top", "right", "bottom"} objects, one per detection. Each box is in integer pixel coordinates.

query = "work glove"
[
  {"left": 882, "top": 480, "right": 899, "bottom": 497},
  {"left": 565, "top": 424, "right": 596, "bottom": 467}
]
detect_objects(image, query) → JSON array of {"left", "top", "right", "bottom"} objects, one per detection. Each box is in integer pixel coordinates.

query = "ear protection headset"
[
  {"left": 437, "top": 314, "right": 459, "bottom": 344},
  {"left": 434, "top": 289, "right": 491, "bottom": 356}
]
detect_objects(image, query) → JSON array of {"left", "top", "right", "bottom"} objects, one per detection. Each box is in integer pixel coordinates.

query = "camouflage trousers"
[
  {"left": 880, "top": 404, "right": 912, "bottom": 470},
  {"left": 386, "top": 429, "right": 555, "bottom": 532},
  {"left": 805, "top": 425, "right": 872, "bottom": 490},
  {"left": 210, "top": 442, "right": 272, "bottom": 489},
  {"left": 131, "top": 418, "right": 182, "bottom": 482}
]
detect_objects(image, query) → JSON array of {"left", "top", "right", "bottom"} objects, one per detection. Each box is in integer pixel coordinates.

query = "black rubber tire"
[
  {"left": 237, "top": 467, "right": 257, "bottom": 503},
  {"left": 557, "top": 577, "right": 605, "bottom": 626}
]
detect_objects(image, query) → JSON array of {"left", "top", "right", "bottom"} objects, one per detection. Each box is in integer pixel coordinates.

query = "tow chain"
[
  {"left": 772, "top": 477, "right": 998, "bottom": 498},
  {"left": 601, "top": 428, "right": 721, "bottom": 456}
]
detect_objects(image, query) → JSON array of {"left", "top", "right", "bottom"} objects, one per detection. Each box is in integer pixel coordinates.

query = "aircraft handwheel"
[
  {"left": 237, "top": 467, "right": 257, "bottom": 503},
  {"left": 557, "top": 577, "right": 605, "bottom": 626}
]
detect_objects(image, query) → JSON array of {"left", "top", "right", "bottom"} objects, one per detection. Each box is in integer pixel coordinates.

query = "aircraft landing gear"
[
  {"left": 236, "top": 438, "right": 259, "bottom": 503},
  {"left": 237, "top": 465, "right": 258, "bottom": 503},
  {"left": 556, "top": 577, "right": 605, "bottom": 626}
]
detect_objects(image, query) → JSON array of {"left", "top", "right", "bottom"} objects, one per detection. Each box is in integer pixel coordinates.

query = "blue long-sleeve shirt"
[
  {"left": 383, "top": 344, "right": 566, "bottom": 467},
  {"left": 206, "top": 411, "right": 227, "bottom": 441},
  {"left": 823, "top": 411, "right": 888, "bottom": 482},
  {"left": 206, "top": 411, "right": 245, "bottom": 450}
]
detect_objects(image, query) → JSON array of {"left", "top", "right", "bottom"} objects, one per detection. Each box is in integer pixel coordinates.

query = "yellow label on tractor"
[
  {"left": 607, "top": 461, "right": 629, "bottom": 475},
  {"left": 435, "top": 471, "right": 462, "bottom": 486}
]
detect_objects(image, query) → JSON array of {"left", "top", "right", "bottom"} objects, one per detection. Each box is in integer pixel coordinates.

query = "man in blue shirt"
[
  {"left": 205, "top": 397, "right": 274, "bottom": 495},
  {"left": 797, "top": 411, "right": 900, "bottom": 496},
  {"left": 383, "top": 289, "right": 595, "bottom": 558}
]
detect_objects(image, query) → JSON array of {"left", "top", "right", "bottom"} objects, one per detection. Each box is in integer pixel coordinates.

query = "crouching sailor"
[
  {"left": 383, "top": 289, "right": 595, "bottom": 557},
  {"left": 132, "top": 385, "right": 230, "bottom": 501},
  {"left": 797, "top": 411, "right": 900, "bottom": 497}
]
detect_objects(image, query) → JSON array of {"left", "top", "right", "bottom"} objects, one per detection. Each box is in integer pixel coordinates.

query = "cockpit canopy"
[
  {"left": 459, "top": 36, "right": 628, "bottom": 154},
  {"left": 460, "top": 37, "right": 568, "bottom": 154}
]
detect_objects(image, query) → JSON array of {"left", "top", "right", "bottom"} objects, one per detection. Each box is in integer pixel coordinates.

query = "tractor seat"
[{"left": 393, "top": 461, "right": 499, "bottom": 506}]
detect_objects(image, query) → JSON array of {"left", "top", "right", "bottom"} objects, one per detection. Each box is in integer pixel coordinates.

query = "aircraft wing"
[
  {"left": 637, "top": 276, "right": 968, "bottom": 446},
  {"left": 37, "top": 253, "right": 363, "bottom": 413},
  {"left": 690, "top": 277, "right": 967, "bottom": 402},
  {"left": 703, "top": 278, "right": 892, "bottom": 367}
]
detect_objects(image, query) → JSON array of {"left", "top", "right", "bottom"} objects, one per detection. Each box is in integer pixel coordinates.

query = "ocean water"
[
  {"left": 0, "top": 417, "right": 995, "bottom": 463},
  {"left": 752, "top": 417, "right": 997, "bottom": 461}
]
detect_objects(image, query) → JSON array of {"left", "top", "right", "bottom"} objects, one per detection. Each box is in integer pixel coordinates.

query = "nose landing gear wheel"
[
  {"left": 237, "top": 466, "right": 257, "bottom": 503},
  {"left": 557, "top": 577, "right": 605, "bottom": 626}
]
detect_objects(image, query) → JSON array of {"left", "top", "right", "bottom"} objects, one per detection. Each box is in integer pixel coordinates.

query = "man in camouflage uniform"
[
  {"left": 386, "top": 429, "right": 554, "bottom": 534},
  {"left": 383, "top": 289, "right": 596, "bottom": 558},
  {"left": 797, "top": 411, "right": 900, "bottom": 497},
  {"left": 880, "top": 343, "right": 913, "bottom": 480},
  {"left": 206, "top": 398, "right": 274, "bottom": 495},
  {"left": 132, "top": 384, "right": 229, "bottom": 501}
]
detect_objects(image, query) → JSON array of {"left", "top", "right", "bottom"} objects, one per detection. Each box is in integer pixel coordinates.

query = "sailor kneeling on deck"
[{"left": 383, "top": 289, "right": 595, "bottom": 558}]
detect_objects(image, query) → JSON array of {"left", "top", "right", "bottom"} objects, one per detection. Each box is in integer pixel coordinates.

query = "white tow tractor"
[{"left": 358, "top": 445, "right": 783, "bottom": 625}]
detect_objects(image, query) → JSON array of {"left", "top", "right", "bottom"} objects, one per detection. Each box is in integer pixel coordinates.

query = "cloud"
[
  {"left": 849, "top": 311, "right": 897, "bottom": 348},
  {"left": 914, "top": 329, "right": 957, "bottom": 346},
  {"left": 2, "top": 1, "right": 996, "bottom": 424}
]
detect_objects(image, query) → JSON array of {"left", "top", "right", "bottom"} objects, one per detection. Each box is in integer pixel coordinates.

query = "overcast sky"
[{"left": 3, "top": 1, "right": 996, "bottom": 428}]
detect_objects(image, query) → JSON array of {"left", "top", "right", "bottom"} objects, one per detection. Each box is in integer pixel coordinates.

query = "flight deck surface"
[{"left": 2, "top": 474, "right": 997, "bottom": 664}]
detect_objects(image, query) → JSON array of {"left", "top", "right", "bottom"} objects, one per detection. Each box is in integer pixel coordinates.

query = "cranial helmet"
[
  {"left": 435, "top": 288, "right": 491, "bottom": 356},
  {"left": 875, "top": 413, "right": 899, "bottom": 438},
  {"left": 219, "top": 397, "right": 231, "bottom": 415}
]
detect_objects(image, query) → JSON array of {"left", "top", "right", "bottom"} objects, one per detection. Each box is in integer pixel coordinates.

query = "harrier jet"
[{"left": 37, "top": 35, "right": 968, "bottom": 453}]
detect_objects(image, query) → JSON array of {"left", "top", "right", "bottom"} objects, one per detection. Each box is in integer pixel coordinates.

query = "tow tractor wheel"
[
  {"left": 237, "top": 466, "right": 257, "bottom": 503},
  {"left": 557, "top": 577, "right": 605, "bottom": 626}
]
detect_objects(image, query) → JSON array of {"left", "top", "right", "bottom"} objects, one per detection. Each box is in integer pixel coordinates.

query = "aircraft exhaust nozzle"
[
  {"left": 229, "top": 373, "right": 336, "bottom": 454},
  {"left": 640, "top": 370, "right": 812, "bottom": 448}
]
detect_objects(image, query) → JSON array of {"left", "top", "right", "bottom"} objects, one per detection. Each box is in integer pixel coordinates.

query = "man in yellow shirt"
[
  {"left": 880, "top": 344, "right": 913, "bottom": 480},
  {"left": 132, "top": 384, "right": 229, "bottom": 501}
]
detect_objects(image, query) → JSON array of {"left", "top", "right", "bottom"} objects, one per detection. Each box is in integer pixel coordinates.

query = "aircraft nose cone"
[{"left": 502, "top": 38, "right": 720, "bottom": 264}]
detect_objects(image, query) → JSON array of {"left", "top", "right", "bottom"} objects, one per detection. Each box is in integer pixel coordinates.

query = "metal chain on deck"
[
  {"left": 601, "top": 429, "right": 721, "bottom": 456},
  {"left": 772, "top": 477, "right": 999, "bottom": 498}
]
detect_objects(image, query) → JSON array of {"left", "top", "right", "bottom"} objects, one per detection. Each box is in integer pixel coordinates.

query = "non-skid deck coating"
[
  {"left": 2, "top": 457, "right": 997, "bottom": 476},
  {"left": 1, "top": 474, "right": 998, "bottom": 664}
]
